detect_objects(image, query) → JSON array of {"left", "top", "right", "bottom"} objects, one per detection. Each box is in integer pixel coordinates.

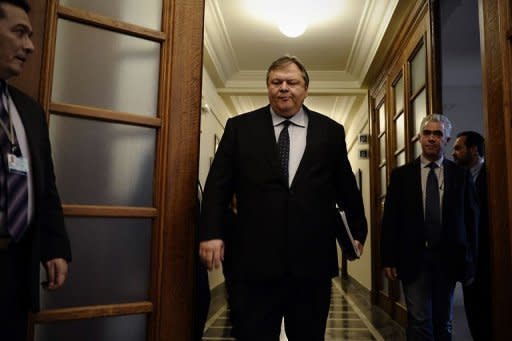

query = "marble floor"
[
  {"left": 202, "top": 276, "right": 472, "bottom": 340},
  {"left": 202, "top": 277, "right": 403, "bottom": 340}
]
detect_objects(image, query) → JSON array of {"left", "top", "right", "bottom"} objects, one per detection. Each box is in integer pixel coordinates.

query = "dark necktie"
[
  {"left": 278, "top": 120, "right": 291, "bottom": 183},
  {"left": 0, "top": 81, "right": 28, "bottom": 241},
  {"left": 425, "top": 162, "right": 441, "bottom": 247}
]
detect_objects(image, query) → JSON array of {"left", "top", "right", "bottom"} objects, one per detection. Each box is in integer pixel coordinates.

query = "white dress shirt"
[
  {"left": 1, "top": 86, "right": 34, "bottom": 228},
  {"left": 270, "top": 107, "right": 308, "bottom": 187}
]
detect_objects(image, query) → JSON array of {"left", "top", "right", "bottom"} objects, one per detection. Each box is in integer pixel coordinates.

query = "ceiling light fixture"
[
  {"left": 278, "top": 21, "right": 307, "bottom": 38},
  {"left": 244, "top": 0, "right": 344, "bottom": 38}
]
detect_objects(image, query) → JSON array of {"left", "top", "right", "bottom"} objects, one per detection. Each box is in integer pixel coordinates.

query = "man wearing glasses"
[{"left": 381, "top": 114, "right": 478, "bottom": 340}]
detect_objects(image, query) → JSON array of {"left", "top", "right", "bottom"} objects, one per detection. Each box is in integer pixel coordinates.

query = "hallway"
[
  {"left": 201, "top": 275, "right": 474, "bottom": 340},
  {"left": 201, "top": 277, "right": 405, "bottom": 340}
]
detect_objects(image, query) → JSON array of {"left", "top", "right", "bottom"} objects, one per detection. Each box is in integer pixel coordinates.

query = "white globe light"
[{"left": 278, "top": 22, "right": 307, "bottom": 38}]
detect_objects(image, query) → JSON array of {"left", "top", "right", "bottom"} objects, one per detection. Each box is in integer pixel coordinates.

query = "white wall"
[
  {"left": 344, "top": 98, "right": 373, "bottom": 290},
  {"left": 200, "top": 67, "right": 231, "bottom": 289}
]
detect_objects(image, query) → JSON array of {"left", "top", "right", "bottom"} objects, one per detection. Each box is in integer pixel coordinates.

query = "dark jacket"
[
  {"left": 200, "top": 105, "right": 367, "bottom": 280},
  {"left": 9, "top": 85, "right": 71, "bottom": 311},
  {"left": 381, "top": 157, "right": 479, "bottom": 283}
]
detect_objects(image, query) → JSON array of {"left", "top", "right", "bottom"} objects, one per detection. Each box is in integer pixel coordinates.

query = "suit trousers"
[
  {"left": 194, "top": 260, "right": 210, "bottom": 341},
  {"left": 402, "top": 250, "right": 456, "bottom": 341},
  {"left": 0, "top": 238, "right": 31, "bottom": 341},
  {"left": 228, "top": 276, "right": 332, "bottom": 341},
  {"left": 462, "top": 273, "right": 491, "bottom": 341}
]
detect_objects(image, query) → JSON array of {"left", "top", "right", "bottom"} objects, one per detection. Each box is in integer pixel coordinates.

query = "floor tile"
[{"left": 202, "top": 277, "right": 397, "bottom": 340}]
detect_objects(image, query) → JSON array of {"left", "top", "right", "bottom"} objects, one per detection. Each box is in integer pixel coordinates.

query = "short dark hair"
[
  {"left": 0, "top": 0, "right": 31, "bottom": 18},
  {"left": 457, "top": 130, "right": 485, "bottom": 157},
  {"left": 266, "top": 55, "right": 310, "bottom": 88}
]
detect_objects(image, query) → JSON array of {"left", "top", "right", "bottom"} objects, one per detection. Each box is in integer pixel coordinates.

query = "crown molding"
[
  {"left": 346, "top": 0, "right": 399, "bottom": 82},
  {"left": 203, "top": 0, "right": 239, "bottom": 84}
]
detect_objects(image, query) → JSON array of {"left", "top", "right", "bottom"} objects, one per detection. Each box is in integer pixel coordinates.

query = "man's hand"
[
  {"left": 354, "top": 240, "right": 364, "bottom": 257},
  {"left": 383, "top": 267, "right": 398, "bottom": 281},
  {"left": 199, "top": 239, "right": 224, "bottom": 271},
  {"left": 44, "top": 258, "right": 68, "bottom": 290}
]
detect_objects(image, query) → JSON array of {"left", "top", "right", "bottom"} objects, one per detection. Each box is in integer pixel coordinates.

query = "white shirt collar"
[
  {"left": 270, "top": 106, "right": 306, "bottom": 128},
  {"left": 420, "top": 155, "right": 444, "bottom": 168}
]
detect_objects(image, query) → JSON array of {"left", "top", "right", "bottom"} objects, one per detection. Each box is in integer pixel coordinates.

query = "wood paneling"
[
  {"left": 479, "top": 0, "right": 512, "bottom": 339},
  {"left": 9, "top": 0, "right": 206, "bottom": 339},
  {"left": 57, "top": 5, "right": 166, "bottom": 42},
  {"left": 34, "top": 302, "right": 153, "bottom": 323},
  {"left": 50, "top": 102, "right": 162, "bottom": 128},
  {"left": 39, "top": 0, "right": 59, "bottom": 117},
  {"left": 369, "top": 95, "right": 382, "bottom": 304},
  {"left": 394, "top": 302, "right": 408, "bottom": 327},
  {"left": 62, "top": 205, "right": 158, "bottom": 218},
  {"left": 368, "top": 0, "right": 435, "bottom": 327},
  {"left": 429, "top": 0, "right": 442, "bottom": 113},
  {"left": 151, "top": 0, "right": 204, "bottom": 340},
  {"left": 376, "top": 291, "right": 393, "bottom": 313}
]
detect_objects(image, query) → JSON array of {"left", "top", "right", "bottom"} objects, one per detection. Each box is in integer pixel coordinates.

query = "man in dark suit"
[
  {"left": 0, "top": 1, "right": 71, "bottom": 339},
  {"left": 452, "top": 131, "right": 490, "bottom": 341},
  {"left": 381, "top": 114, "right": 478, "bottom": 341},
  {"left": 199, "top": 55, "right": 367, "bottom": 340}
]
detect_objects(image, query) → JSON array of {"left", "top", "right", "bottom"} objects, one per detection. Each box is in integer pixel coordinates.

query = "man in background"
[
  {"left": 199, "top": 55, "right": 367, "bottom": 340},
  {"left": 453, "top": 130, "right": 490, "bottom": 341},
  {"left": 0, "top": 1, "right": 71, "bottom": 339},
  {"left": 381, "top": 114, "right": 478, "bottom": 340}
]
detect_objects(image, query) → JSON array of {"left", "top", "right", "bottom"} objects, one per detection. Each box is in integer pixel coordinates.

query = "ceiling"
[{"left": 202, "top": 0, "right": 401, "bottom": 126}]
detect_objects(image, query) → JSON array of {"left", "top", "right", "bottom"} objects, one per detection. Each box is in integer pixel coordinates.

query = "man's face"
[
  {"left": 0, "top": 3, "right": 34, "bottom": 80},
  {"left": 419, "top": 121, "right": 449, "bottom": 161},
  {"left": 267, "top": 63, "right": 308, "bottom": 118},
  {"left": 452, "top": 136, "right": 473, "bottom": 167}
]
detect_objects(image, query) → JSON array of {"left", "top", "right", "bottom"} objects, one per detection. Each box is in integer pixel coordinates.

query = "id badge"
[{"left": 7, "top": 153, "right": 28, "bottom": 175}]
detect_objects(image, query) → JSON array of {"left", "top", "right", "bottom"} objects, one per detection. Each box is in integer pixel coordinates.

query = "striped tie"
[{"left": 0, "top": 82, "right": 28, "bottom": 241}]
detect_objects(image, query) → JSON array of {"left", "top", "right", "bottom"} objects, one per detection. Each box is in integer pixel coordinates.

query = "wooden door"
[{"left": 12, "top": 1, "right": 205, "bottom": 340}]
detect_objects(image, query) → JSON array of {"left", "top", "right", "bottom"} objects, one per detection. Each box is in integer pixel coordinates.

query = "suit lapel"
[
  {"left": 256, "top": 106, "right": 285, "bottom": 182},
  {"left": 441, "top": 159, "right": 454, "bottom": 223},
  {"left": 8, "top": 86, "right": 44, "bottom": 196},
  {"left": 411, "top": 158, "right": 424, "bottom": 219},
  {"left": 8, "top": 86, "right": 38, "bottom": 153},
  {"left": 8, "top": 86, "right": 37, "bottom": 138}
]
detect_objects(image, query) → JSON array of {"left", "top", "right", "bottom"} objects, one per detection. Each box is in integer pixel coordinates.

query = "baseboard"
[{"left": 345, "top": 274, "right": 370, "bottom": 292}]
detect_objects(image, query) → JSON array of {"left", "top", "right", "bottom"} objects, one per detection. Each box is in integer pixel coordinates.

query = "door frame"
[{"left": 12, "top": 1, "right": 205, "bottom": 340}]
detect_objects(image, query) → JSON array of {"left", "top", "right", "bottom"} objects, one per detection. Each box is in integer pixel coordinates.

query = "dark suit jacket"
[
  {"left": 8, "top": 85, "right": 71, "bottom": 311},
  {"left": 380, "top": 157, "right": 479, "bottom": 283},
  {"left": 200, "top": 105, "right": 367, "bottom": 280}
]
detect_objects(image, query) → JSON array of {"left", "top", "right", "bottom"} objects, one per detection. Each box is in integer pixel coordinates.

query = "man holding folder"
[{"left": 199, "top": 55, "right": 367, "bottom": 340}]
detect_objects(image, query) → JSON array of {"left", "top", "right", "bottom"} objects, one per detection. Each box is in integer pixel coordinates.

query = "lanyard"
[{"left": 0, "top": 88, "right": 19, "bottom": 154}]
